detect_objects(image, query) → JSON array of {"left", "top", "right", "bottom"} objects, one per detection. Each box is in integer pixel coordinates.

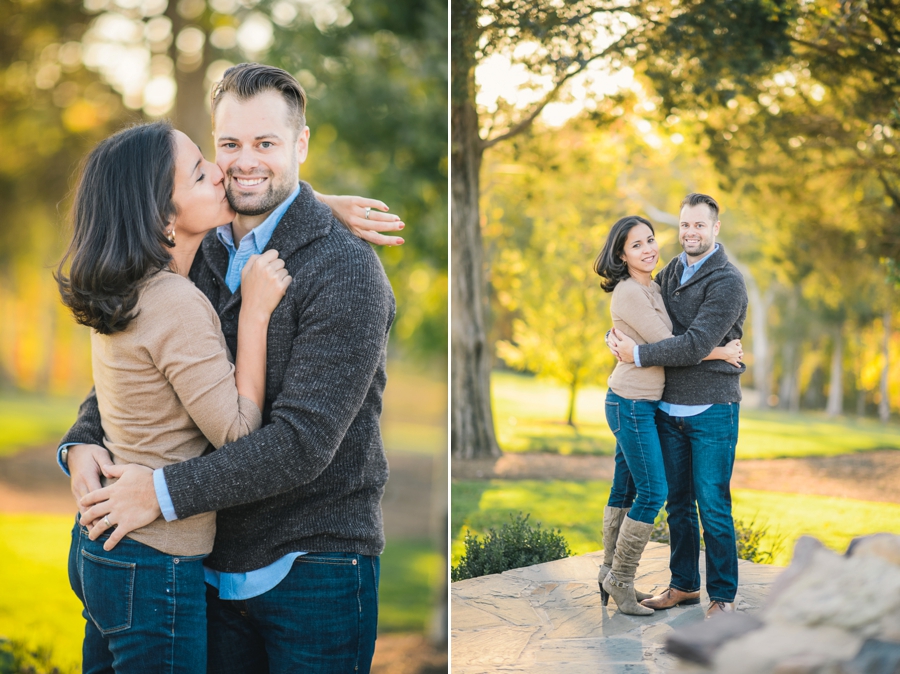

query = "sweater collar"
[
  {"left": 199, "top": 181, "right": 333, "bottom": 277},
  {"left": 675, "top": 243, "right": 729, "bottom": 288}
]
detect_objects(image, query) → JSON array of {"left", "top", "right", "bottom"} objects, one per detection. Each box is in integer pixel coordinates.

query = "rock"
[
  {"left": 764, "top": 536, "right": 827, "bottom": 608},
  {"left": 771, "top": 654, "right": 842, "bottom": 674},
  {"left": 664, "top": 612, "right": 764, "bottom": 665},
  {"left": 711, "top": 625, "right": 862, "bottom": 674},
  {"left": 846, "top": 533, "right": 900, "bottom": 567},
  {"left": 839, "top": 638, "right": 900, "bottom": 674},
  {"left": 764, "top": 546, "right": 900, "bottom": 637}
]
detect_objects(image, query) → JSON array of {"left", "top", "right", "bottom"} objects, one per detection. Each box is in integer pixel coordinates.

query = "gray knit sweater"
[
  {"left": 637, "top": 244, "right": 747, "bottom": 405},
  {"left": 61, "top": 182, "right": 396, "bottom": 572}
]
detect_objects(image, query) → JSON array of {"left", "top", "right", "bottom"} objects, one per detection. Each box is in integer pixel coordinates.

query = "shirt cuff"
[
  {"left": 57, "top": 443, "right": 78, "bottom": 477},
  {"left": 633, "top": 345, "right": 642, "bottom": 368},
  {"left": 153, "top": 468, "right": 178, "bottom": 522}
]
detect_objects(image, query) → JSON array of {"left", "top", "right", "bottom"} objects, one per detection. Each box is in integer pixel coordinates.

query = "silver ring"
[
  {"left": 364, "top": 207, "right": 371, "bottom": 220},
  {"left": 104, "top": 515, "right": 111, "bottom": 528}
]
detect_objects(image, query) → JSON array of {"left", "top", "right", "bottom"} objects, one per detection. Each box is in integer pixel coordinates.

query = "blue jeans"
[
  {"left": 605, "top": 391, "right": 668, "bottom": 524},
  {"left": 206, "top": 552, "right": 379, "bottom": 674},
  {"left": 68, "top": 516, "right": 208, "bottom": 674},
  {"left": 656, "top": 404, "right": 740, "bottom": 602}
]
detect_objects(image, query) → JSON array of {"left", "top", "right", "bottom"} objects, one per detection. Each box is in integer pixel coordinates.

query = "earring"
[{"left": 166, "top": 227, "right": 175, "bottom": 244}]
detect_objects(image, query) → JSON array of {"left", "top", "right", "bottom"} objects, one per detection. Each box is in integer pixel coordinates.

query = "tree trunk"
[
  {"left": 750, "top": 284, "right": 774, "bottom": 408},
  {"left": 566, "top": 376, "right": 578, "bottom": 428},
  {"left": 880, "top": 302, "right": 892, "bottom": 423},
  {"left": 428, "top": 422, "right": 448, "bottom": 645},
  {"left": 826, "top": 325, "right": 844, "bottom": 417},
  {"left": 778, "top": 339, "right": 796, "bottom": 410},
  {"left": 166, "top": 3, "right": 213, "bottom": 155},
  {"left": 450, "top": 4, "right": 500, "bottom": 459}
]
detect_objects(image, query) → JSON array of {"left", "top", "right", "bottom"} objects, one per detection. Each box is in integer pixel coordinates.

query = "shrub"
[
  {"left": 451, "top": 512, "right": 572, "bottom": 581},
  {"left": 648, "top": 510, "right": 785, "bottom": 565},
  {"left": 734, "top": 516, "right": 786, "bottom": 565},
  {"left": 0, "top": 639, "right": 64, "bottom": 674}
]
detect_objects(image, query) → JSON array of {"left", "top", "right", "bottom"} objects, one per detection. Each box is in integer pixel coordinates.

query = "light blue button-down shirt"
[{"left": 634, "top": 244, "right": 719, "bottom": 418}]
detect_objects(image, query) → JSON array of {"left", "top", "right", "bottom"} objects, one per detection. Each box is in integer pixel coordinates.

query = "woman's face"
[
  {"left": 169, "top": 130, "right": 235, "bottom": 237},
  {"left": 620, "top": 223, "right": 659, "bottom": 276}
]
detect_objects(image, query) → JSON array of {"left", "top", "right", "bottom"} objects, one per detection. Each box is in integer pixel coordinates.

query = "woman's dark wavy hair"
[
  {"left": 593, "top": 215, "right": 655, "bottom": 293},
  {"left": 56, "top": 121, "right": 177, "bottom": 334}
]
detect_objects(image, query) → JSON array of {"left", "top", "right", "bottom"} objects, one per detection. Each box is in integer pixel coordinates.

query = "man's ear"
[
  {"left": 713, "top": 220, "right": 721, "bottom": 237},
  {"left": 296, "top": 126, "right": 310, "bottom": 164}
]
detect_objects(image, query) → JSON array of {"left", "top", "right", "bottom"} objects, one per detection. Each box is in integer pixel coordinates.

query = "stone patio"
[{"left": 450, "top": 543, "right": 784, "bottom": 673}]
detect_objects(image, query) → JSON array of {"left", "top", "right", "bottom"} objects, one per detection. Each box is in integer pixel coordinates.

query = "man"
[
  {"left": 609, "top": 193, "right": 748, "bottom": 619},
  {"left": 59, "top": 63, "right": 397, "bottom": 672}
]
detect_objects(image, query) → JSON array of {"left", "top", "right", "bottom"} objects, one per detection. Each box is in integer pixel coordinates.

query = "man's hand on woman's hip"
[{"left": 66, "top": 444, "right": 113, "bottom": 515}]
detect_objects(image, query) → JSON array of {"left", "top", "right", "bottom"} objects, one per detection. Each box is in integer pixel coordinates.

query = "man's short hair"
[
  {"left": 211, "top": 63, "right": 307, "bottom": 130},
  {"left": 681, "top": 193, "right": 719, "bottom": 223}
]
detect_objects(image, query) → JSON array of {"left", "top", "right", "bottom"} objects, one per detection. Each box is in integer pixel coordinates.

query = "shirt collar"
[
  {"left": 679, "top": 243, "right": 719, "bottom": 271},
  {"left": 216, "top": 183, "right": 302, "bottom": 253}
]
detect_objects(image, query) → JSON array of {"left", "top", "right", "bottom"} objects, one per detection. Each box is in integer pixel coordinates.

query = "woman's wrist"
[{"left": 239, "top": 305, "right": 272, "bottom": 327}]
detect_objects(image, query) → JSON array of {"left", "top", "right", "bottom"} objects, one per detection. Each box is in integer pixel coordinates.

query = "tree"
[
  {"left": 489, "top": 124, "right": 626, "bottom": 426},
  {"left": 451, "top": 0, "right": 795, "bottom": 457}
]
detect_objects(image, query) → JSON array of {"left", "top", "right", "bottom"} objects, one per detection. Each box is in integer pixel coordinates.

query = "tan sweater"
[
  {"left": 91, "top": 271, "right": 261, "bottom": 556},
  {"left": 608, "top": 278, "right": 673, "bottom": 400}
]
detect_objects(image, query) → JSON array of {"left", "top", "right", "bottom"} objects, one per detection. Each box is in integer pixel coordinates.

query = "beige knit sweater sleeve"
[
  {"left": 138, "top": 273, "right": 262, "bottom": 448},
  {"left": 611, "top": 279, "right": 673, "bottom": 345}
]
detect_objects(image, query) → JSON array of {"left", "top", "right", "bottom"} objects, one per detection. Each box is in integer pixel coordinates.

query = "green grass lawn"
[
  {"left": 0, "top": 393, "right": 82, "bottom": 457},
  {"left": 0, "top": 514, "right": 441, "bottom": 671},
  {"left": 493, "top": 371, "right": 900, "bottom": 459},
  {"left": 451, "top": 479, "right": 900, "bottom": 568}
]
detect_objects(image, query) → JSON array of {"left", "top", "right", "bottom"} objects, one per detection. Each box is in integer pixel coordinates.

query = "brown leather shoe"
[
  {"left": 640, "top": 587, "right": 701, "bottom": 610},
  {"left": 705, "top": 600, "right": 735, "bottom": 619}
]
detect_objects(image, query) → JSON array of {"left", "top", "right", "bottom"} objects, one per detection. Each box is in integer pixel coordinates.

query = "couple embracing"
[
  {"left": 594, "top": 193, "right": 748, "bottom": 620},
  {"left": 56, "top": 63, "right": 403, "bottom": 673}
]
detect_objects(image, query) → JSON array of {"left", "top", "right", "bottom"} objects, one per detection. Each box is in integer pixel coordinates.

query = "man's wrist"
[
  {"left": 153, "top": 468, "right": 178, "bottom": 522},
  {"left": 57, "top": 443, "right": 81, "bottom": 477}
]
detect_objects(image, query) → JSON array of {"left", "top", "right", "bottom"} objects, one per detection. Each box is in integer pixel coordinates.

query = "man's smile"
[{"left": 233, "top": 176, "right": 267, "bottom": 188}]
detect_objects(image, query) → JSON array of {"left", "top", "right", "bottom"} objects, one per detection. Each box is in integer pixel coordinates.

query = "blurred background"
[
  {"left": 451, "top": 0, "right": 900, "bottom": 572},
  {"left": 0, "top": 0, "right": 447, "bottom": 671}
]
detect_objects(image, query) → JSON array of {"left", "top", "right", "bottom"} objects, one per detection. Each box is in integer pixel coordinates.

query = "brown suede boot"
[
  {"left": 598, "top": 506, "right": 652, "bottom": 605},
  {"left": 601, "top": 516, "right": 655, "bottom": 616}
]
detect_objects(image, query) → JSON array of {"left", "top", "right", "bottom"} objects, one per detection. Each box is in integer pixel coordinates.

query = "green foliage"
[
  {"left": 648, "top": 509, "right": 787, "bottom": 565},
  {"left": 734, "top": 516, "right": 787, "bottom": 565},
  {"left": 452, "top": 478, "right": 900, "bottom": 568},
  {"left": 0, "top": 393, "right": 81, "bottom": 457},
  {"left": 451, "top": 512, "right": 571, "bottom": 581},
  {"left": 491, "top": 371, "right": 900, "bottom": 458},
  {"left": 0, "top": 639, "right": 67, "bottom": 674},
  {"left": 377, "top": 538, "right": 443, "bottom": 632}
]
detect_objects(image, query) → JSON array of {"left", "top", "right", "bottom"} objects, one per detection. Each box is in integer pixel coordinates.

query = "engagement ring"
[
  {"left": 365, "top": 207, "right": 371, "bottom": 220},
  {"left": 104, "top": 516, "right": 111, "bottom": 528}
]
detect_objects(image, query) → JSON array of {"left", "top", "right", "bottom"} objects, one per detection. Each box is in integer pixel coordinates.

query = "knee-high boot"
[
  {"left": 601, "top": 516, "right": 655, "bottom": 616},
  {"left": 598, "top": 506, "right": 652, "bottom": 605}
]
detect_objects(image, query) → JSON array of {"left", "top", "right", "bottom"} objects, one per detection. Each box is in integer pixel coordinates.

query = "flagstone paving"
[{"left": 451, "top": 543, "right": 784, "bottom": 673}]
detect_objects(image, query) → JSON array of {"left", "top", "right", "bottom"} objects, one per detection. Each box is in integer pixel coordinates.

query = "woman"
[
  {"left": 57, "top": 121, "right": 377, "bottom": 673},
  {"left": 592, "top": 215, "right": 742, "bottom": 616}
]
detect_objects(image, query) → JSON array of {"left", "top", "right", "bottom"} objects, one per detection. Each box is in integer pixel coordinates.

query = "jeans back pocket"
[
  {"left": 605, "top": 401, "right": 621, "bottom": 434},
  {"left": 81, "top": 550, "right": 135, "bottom": 635}
]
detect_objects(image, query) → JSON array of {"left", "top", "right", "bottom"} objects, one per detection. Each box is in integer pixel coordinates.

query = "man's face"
[
  {"left": 679, "top": 203, "right": 720, "bottom": 261},
  {"left": 214, "top": 90, "right": 309, "bottom": 217}
]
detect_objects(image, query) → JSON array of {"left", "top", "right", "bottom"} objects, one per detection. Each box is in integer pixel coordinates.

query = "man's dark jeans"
[
  {"left": 206, "top": 552, "right": 379, "bottom": 674},
  {"left": 656, "top": 403, "right": 740, "bottom": 603}
]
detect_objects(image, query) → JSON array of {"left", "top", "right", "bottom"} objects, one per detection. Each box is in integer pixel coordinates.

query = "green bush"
[
  {"left": 734, "top": 516, "right": 786, "bottom": 565},
  {"left": 649, "top": 510, "right": 785, "bottom": 565},
  {"left": 451, "top": 512, "right": 572, "bottom": 581},
  {"left": 0, "top": 639, "right": 64, "bottom": 674}
]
